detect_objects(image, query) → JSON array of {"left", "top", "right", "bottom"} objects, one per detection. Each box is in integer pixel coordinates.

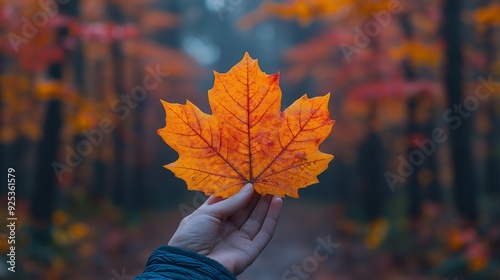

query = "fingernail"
[{"left": 241, "top": 183, "right": 253, "bottom": 193}]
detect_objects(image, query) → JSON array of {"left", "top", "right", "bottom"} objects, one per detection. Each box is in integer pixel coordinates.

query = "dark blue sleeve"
[{"left": 135, "top": 245, "right": 237, "bottom": 280}]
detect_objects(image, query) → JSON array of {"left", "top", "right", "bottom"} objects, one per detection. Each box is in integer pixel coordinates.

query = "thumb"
[{"left": 203, "top": 183, "right": 254, "bottom": 219}]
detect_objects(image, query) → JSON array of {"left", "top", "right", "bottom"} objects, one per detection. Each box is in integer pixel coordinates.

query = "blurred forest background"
[{"left": 1, "top": 0, "right": 500, "bottom": 279}]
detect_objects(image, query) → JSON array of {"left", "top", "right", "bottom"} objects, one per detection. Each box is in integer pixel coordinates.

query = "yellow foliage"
[
  {"left": 364, "top": 218, "right": 389, "bottom": 249},
  {"left": 52, "top": 228, "right": 71, "bottom": 245}
]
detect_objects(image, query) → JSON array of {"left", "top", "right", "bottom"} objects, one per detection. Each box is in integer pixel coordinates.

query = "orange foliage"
[
  {"left": 474, "top": 3, "right": 500, "bottom": 31},
  {"left": 390, "top": 41, "right": 443, "bottom": 68},
  {"left": 158, "top": 53, "right": 335, "bottom": 198},
  {"left": 264, "top": 0, "right": 349, "bottom": 26},
  {"left": 35, "top": 80, "right": 65, "bottom": 100},
  {"left": 260, "top": 0, "right": 401, "bottom": 26},
  {"left": 1, "top": 74, "right": 43, "bottom": 142}
]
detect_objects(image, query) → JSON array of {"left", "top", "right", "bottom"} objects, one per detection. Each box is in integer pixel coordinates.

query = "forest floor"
[{"left": 14, "top": 197, "right": 500, "bottom": 279}]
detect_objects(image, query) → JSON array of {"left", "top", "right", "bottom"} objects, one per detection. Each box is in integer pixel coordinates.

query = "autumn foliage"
[
  {"left": 158, "top": 53, "right": 334, "bottom": 198},
  {"left": 3, "top": 0, "right": 499, "bottom": 278}
]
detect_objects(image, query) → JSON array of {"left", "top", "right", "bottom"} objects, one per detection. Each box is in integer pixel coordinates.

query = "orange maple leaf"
[{"left": 158, "top": 53, "right": 335, "bottom": 198}]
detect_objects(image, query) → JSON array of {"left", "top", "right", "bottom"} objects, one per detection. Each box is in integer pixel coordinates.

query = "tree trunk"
[
  {"left": 443, "top": 0, "right": 478, "bottom": 222},
  {"left": 31, "top": 0, "right": 79, "bottom": 224},
  {"left": 484, "top": 28, "right": 500, "bottom": 195},
  {"left": 485, "top": 101, "right": 500, "bottom": 194},
  {"left": 358, "top": 104, "right": 388, "bottom": 221}
]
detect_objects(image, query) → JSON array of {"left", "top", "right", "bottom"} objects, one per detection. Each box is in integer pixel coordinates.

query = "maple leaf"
[{"left": 158, "top": 53, "right": 334, "bottom": 198}]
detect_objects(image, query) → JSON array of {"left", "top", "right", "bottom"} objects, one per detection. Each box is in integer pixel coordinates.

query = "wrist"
[{"left": 207, "top": 255, "right": 237, "bottom": 275}]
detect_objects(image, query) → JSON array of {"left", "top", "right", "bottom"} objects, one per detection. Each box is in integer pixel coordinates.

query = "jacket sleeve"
[{"left": 135, "top": 245, "right": 237, "bottom": 280}]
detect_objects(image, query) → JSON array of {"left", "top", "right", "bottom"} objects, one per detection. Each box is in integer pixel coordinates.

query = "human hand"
[{"left": 168, "top": 183, "right": 283, "bottom": 276}]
